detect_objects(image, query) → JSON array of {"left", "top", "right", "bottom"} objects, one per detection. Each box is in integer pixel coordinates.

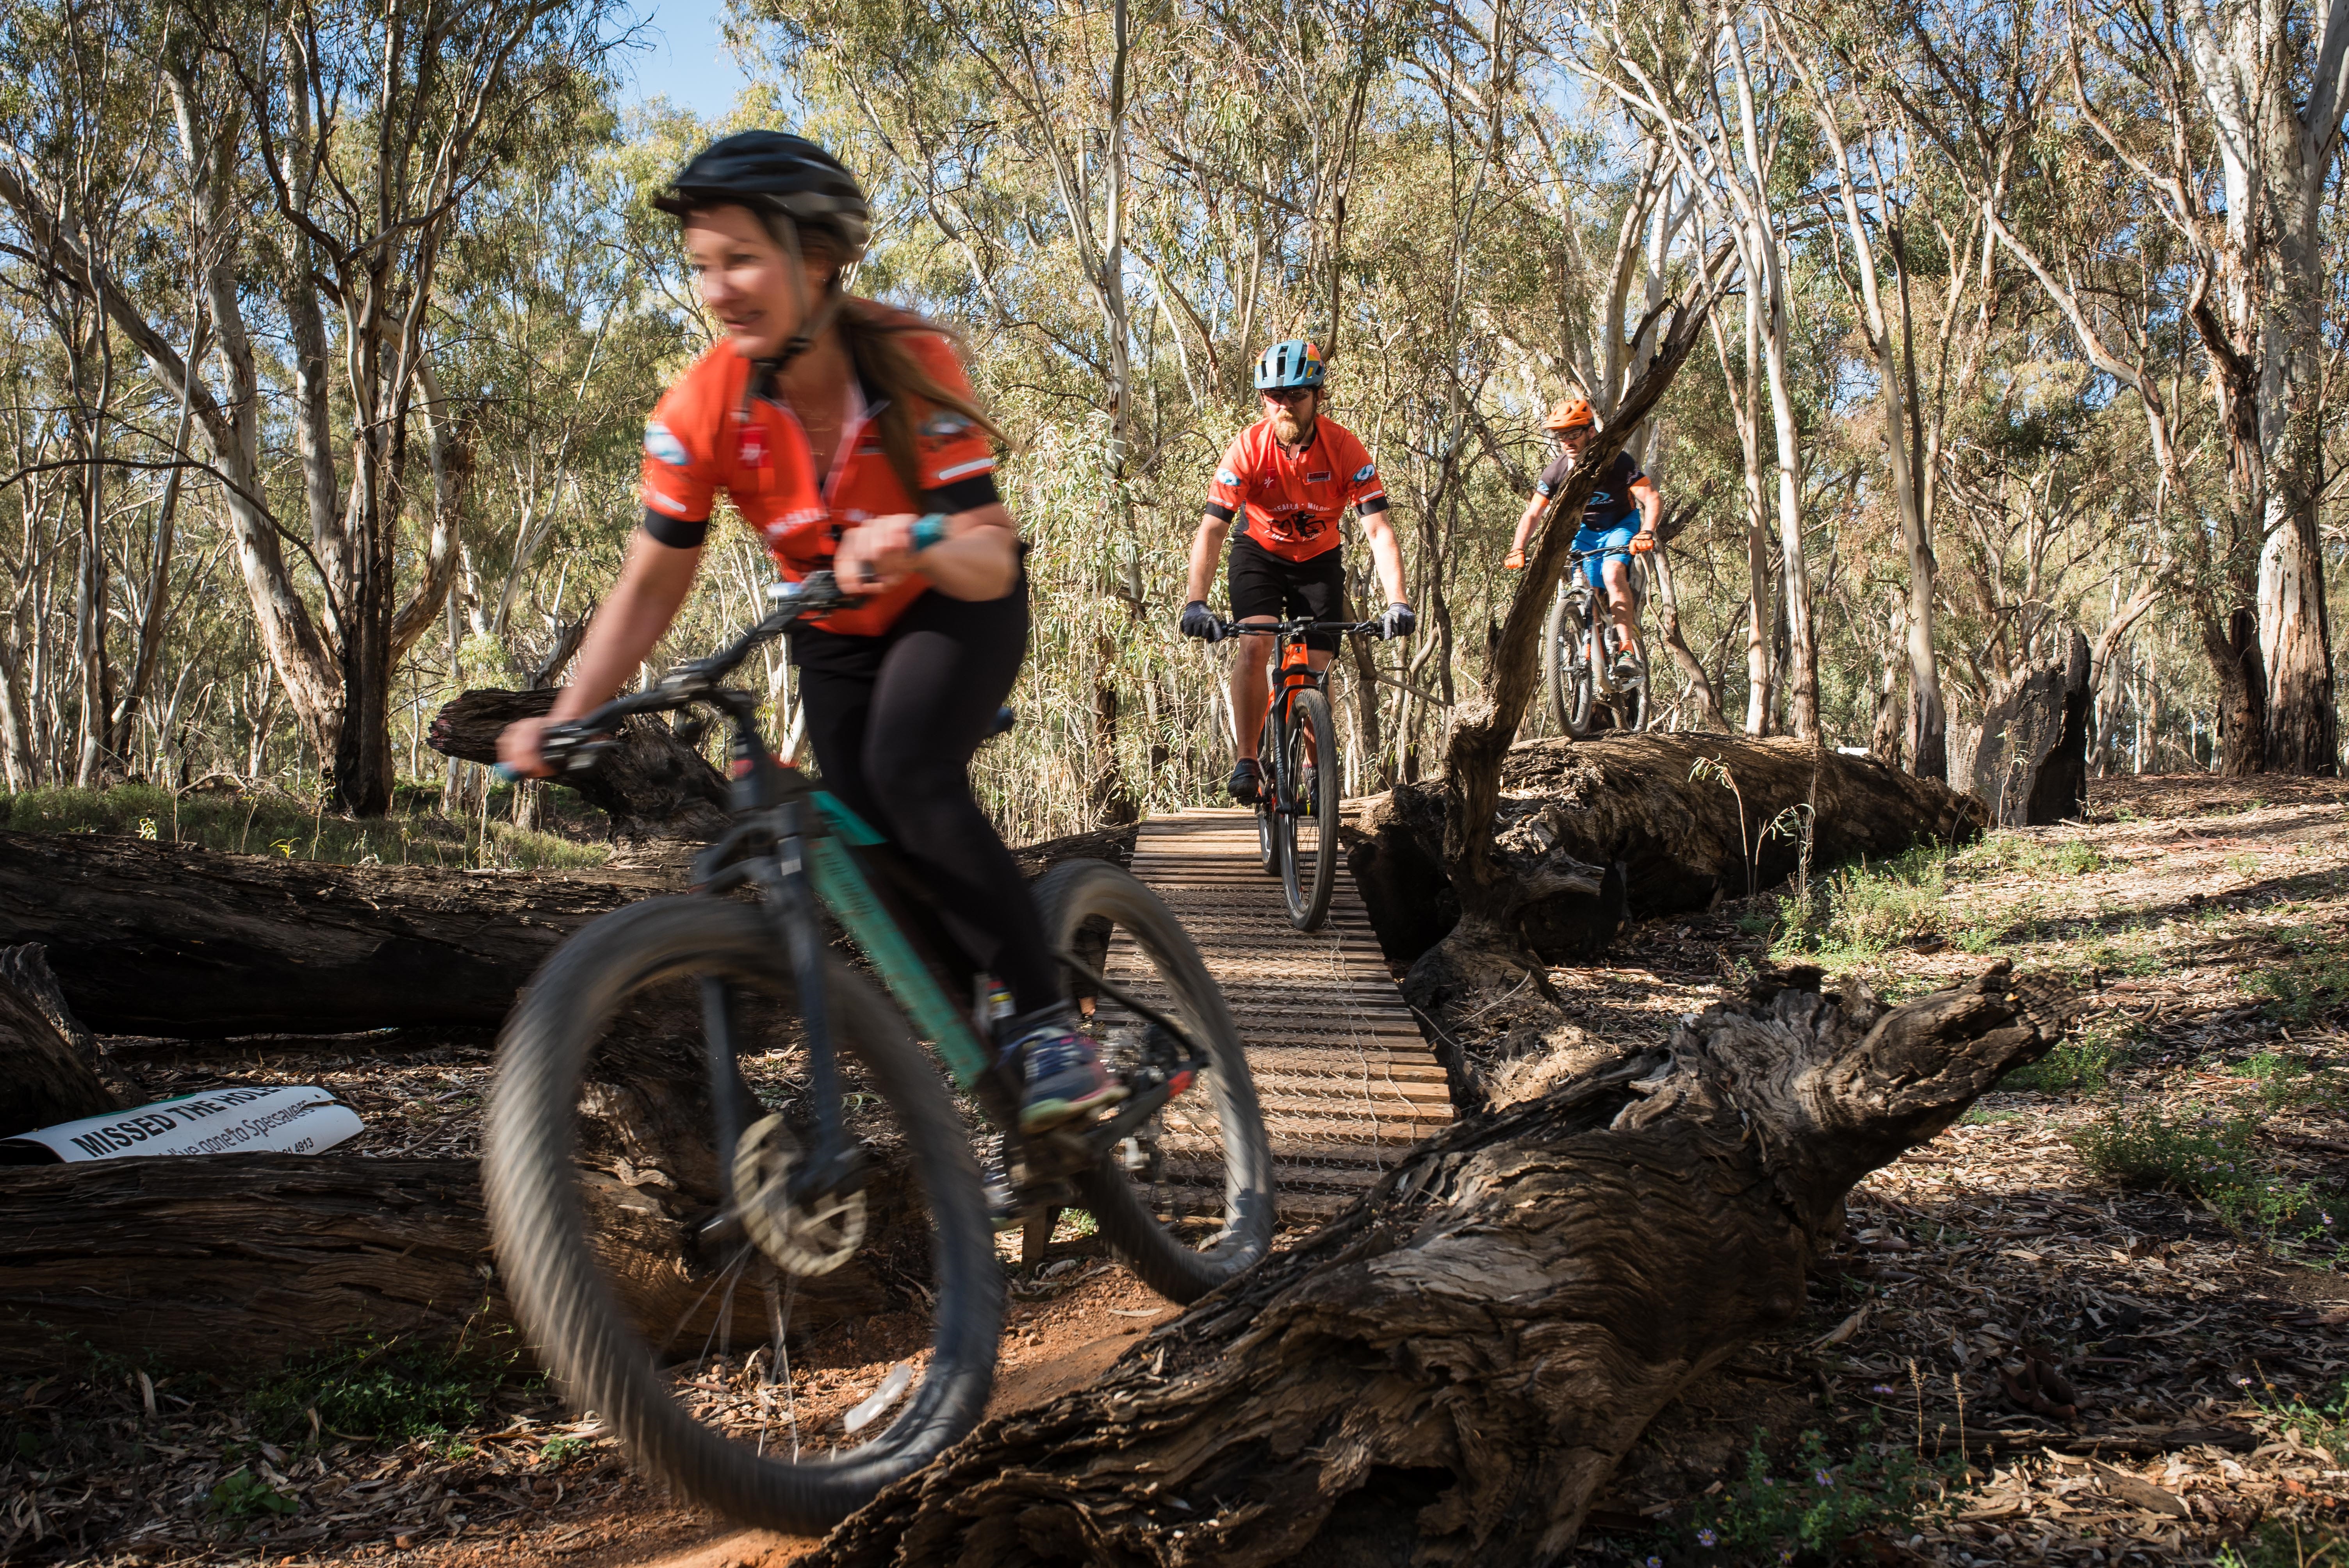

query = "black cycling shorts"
[{"left": 1226, "top": 536, "right": 1346, "bottom": 652}]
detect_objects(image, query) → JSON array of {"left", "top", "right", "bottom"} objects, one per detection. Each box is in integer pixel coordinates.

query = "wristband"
[{"left": 911, "top": 512, "right": 950, "bottom": 551}]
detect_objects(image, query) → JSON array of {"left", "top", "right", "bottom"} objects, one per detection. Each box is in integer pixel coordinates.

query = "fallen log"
[
  {"left": 0, "top": 944, "right": 120, "bottom": 1139},
  {"left": 1351, "top": 734, "right": 1984, "bottom": 969},
  {"left": 428, "top": 687, "right": 731, "bottom": 840},
  {"left": 0, "top": 830, "right": 640, "bottom": 1035},
  {"left": 0, "top": 1149, "right": 895, "bottom": 1374},
  {"left": 1350, "top": 734, "right": 1984, "bottom": 1108},
  {"left": 805, "top": 963, "right": 2051, "bottom": 1568}
]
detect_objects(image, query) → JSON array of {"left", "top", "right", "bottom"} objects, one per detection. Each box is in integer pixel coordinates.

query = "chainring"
[{"left": 733, "top": 1112, "right": 867, "bottom": 1277}]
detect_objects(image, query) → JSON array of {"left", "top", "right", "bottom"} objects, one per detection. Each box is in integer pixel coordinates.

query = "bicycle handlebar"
[
  {"left": 501, "top": 571, "right": 859, "bottom": 780},
  {"left": 1215, "top": 617, "right": 1381, "bottom": 638}
]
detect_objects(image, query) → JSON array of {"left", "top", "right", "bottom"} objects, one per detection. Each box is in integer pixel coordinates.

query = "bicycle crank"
[{"left": 733, "top": 1113, "right": 867, "bottom": 1276}]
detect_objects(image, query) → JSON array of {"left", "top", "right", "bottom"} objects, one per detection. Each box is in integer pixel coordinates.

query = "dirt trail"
[{"left": 14, "top": 777, "right": 2348, "bottom": 1566}]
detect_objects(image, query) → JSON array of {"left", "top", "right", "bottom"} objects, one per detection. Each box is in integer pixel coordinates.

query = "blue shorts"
[{"left": 1572, "top": 523, "right": 1639, "bottom": 590}]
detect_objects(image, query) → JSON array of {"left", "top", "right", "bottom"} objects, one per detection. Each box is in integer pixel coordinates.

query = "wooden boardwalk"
[{"left": 1121, "top": 807, "right": 1451, "bottom": 1220}]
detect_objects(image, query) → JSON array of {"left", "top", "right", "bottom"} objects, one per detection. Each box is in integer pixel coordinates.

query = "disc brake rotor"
[{"left": 733, "top": 1112, "right": 866, "bottom": 1276}]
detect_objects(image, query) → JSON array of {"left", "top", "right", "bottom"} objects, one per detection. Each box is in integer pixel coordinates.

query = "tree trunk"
[
  {"left": 0, "top": 830, "right": 642, "bottom": 1036},
  {"left": 2258, "top": 503, "right": 2338, "bottom": 775},
  {"left": 1644, "top": 506, "right": 1729, "bottom": 732},
  {"left": 1439, "top": 283, "right": 1714, "bottom": 941},
  {"left": 2197, "top": 606, "right": 2266, "bottom": 778},
  {"left": 801, "top": 963, "right": 2052, "bottom": 1568},
  {"left": 428, "top": 687, "right": 732, "bottom": 840}
]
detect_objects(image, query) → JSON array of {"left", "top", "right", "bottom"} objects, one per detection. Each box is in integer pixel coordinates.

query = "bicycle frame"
[
  {"left": 538, "top": 574, "right": 1210, "bottom": 1234},
  {"left": 1225, "top": 616, "right": 1371, "bottom": 811},
  {"left": 1557, "top": 548, "right": 1645, "bottom": 698}
]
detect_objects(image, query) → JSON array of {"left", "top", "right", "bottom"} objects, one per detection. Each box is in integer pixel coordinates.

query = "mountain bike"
[
  {"left": 483, "top": 571, "right": 1273, "bottom": 1531},
  {"left": 1544, "top": 545, "right": 1651, "bottom": 738},
  {"left": 1225, "top": 616, "right": 1376, "bottom": 932}
]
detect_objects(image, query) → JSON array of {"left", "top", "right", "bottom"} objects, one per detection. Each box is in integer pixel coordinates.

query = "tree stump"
[
  {"left": 803, "top": 964, "right": 2051, "bottom": 1568},
  {"left": 428, "top": 687, "right": 731, "bottom": 841},
  {"left": 1946, "top": 631, "right": 2091, "bottom": 826}
]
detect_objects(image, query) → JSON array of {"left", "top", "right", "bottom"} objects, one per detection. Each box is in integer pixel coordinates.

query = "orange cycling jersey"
[
  {"left": 1203, "top": 417, "right": 1388, "bottom": 563},
  {"left": 638, "top": 308, "right": 1000, "bottom": 637}
]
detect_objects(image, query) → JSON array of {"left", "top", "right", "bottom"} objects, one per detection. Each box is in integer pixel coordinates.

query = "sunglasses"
[{"left": 1260, "top": 387, "right": 1315, "bottom": 405}]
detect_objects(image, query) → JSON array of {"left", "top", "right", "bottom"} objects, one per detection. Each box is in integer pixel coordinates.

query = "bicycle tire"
[
  {"left": 1545, "top": 587, "right": 1597, "bottom": 738},
  {"left": 1255, "top": 706, "right": 1281, "bottom": 875},
  {"left": 1278, "top": 687, "right": 1339, "bottom": 931},
  {"left": 485, "top": 896, "right": 1001, "bottom": 1531},
  {"left": 1034, "top": 859, "right": 1274, "bottom": 1303}
]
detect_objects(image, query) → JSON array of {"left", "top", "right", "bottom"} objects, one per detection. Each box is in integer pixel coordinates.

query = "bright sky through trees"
[{"left": 622, "top": 0, "right": 746, "bottom": 116}]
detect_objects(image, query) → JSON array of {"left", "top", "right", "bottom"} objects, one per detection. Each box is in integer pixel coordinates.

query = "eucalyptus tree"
[{"left": 0, "top": 0, "right": 627, "bottom": 813}]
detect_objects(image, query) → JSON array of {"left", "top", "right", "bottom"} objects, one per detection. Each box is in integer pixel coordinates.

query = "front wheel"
[
  {"left": 1035, "top": 859, "right": 1274, "bottom": 1303},
  {"left": 1278, "top": 687, "right": 1339, "bottom": 931},
  {"left": 484, "top": 897, "right": 1001, "bottom": 1532},
  {"left": 1545, "top": 586, "right": 1597, "bottom": 738}
]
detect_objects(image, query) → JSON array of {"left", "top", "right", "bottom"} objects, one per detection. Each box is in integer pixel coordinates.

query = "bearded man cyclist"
[
  {"left": 1505, "top": 396, "right": 1661, "bottom": 678},
  {"left": 495, "top": 130, "right": 1119, "bottom": 1134},
  {"left": 1177, "top": 340, "right": 1412, "bottom": 804}
]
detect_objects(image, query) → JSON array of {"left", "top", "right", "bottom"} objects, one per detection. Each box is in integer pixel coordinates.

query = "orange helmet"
[{"left": 1542, "top": 397, "right": 1596, "bottom": 432}]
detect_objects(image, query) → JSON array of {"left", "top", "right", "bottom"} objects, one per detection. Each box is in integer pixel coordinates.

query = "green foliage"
[
  {"left": 2074, "top": 1109, "right": 2344, "bottom": 1258},
  {"left": 1771, "top": 844, "right": 1954, "bottom": 962},
  {"left": 538, "top": 1435, "right": 591, "bottom": 1466},
  {"left": 2215, "top": 1517, "right": 2347, "bottom": 1568},
  {"left": 2000, "top": 1030, "right": 2119, "bottom": 1094},
  {"left": 0, "top": 784, "right": 608, "bottom": 871},
  {"left": 249, "top": 1332, "right": 527, "bottom": 1443},
  {"left": 2234, "top": 1051, "right": 2344, "bottom": 1110},
  {"left": 1675, "top": 1424, "right": 1961, "bottom": 1563},
  {"left": 207, "top": 1466, "right": 299, "bottom": 1520},
  {"left": 2248, "top": 940, "right": 2349, "bottom": 1026}
]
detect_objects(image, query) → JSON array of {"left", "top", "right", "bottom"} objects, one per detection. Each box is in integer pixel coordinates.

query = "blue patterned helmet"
[{"left": 1254, "top": 339, "right": 1326, "bottom": 391}]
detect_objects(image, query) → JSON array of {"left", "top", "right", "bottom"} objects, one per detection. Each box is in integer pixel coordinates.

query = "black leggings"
[{"left": 792, "top": 581, "right": 1062, "bottom": 1017}]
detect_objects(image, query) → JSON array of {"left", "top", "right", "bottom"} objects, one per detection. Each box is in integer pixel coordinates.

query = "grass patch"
[
  {"left": 1770, "top": 845, "right": 1955, "bottom": 964},
  {"left": 2248, "top": 939, "right": 2349, "bottom": 1026},
  {"left": 248, "top": 1330, "right": 533, "bottom": 1445},
  {"left": 1673, "top": 1422, "right": 1963, "bottom": 1564},
  {"left": 2075, "top": 1108, "right": 2345, "bottom": 1260},
  {"left": 2234, "top": 1051, "right": 2345, "bottom": 1110},
  {"left": 0, "top": 783, "right": 608, "bottom": 871},
  {"left": 2001, "top": 1030, "right": 2120, "bottom": 1094}
]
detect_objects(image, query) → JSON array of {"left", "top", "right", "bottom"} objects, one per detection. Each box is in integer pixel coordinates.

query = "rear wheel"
[
  {"left": 1034, "top": 859, "right": 1274, "bottom": 1303},
  {"left": 1279, "top": 687, "right": 1339, "bottom": 931},
  {"left": 485, "top": 897, "right": 1001, "bottom": 1532},
  {"left": 1545, "top": 586, "right": 1597, "bottom": 738}
]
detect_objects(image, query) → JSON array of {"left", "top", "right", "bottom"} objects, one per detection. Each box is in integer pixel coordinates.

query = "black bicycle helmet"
[{"left": 654, "top": 130, "right": 871, "bottom": 261}]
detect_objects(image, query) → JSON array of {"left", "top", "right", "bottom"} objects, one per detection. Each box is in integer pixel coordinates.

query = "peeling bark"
[{"left": 803, "top": 964, "right": 2051, "bottom": 1568}]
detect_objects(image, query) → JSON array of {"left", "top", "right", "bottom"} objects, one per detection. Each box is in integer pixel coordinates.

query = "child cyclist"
[{"left": 497, "top": 131, "right": 1119, "bottom": 1133}]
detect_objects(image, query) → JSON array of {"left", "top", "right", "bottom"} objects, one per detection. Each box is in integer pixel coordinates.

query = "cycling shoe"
[
  {"left": 1228, "top": 758, "right": 1263, "bottom": 804},
  {"left": 1000, "top": 1005, "right": 1126, "bottom": 1133}
]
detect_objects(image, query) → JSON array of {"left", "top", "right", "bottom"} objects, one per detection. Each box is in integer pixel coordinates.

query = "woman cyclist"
[{"left": 497, "top": 130, "right": 1117, "bottom": 1134}]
